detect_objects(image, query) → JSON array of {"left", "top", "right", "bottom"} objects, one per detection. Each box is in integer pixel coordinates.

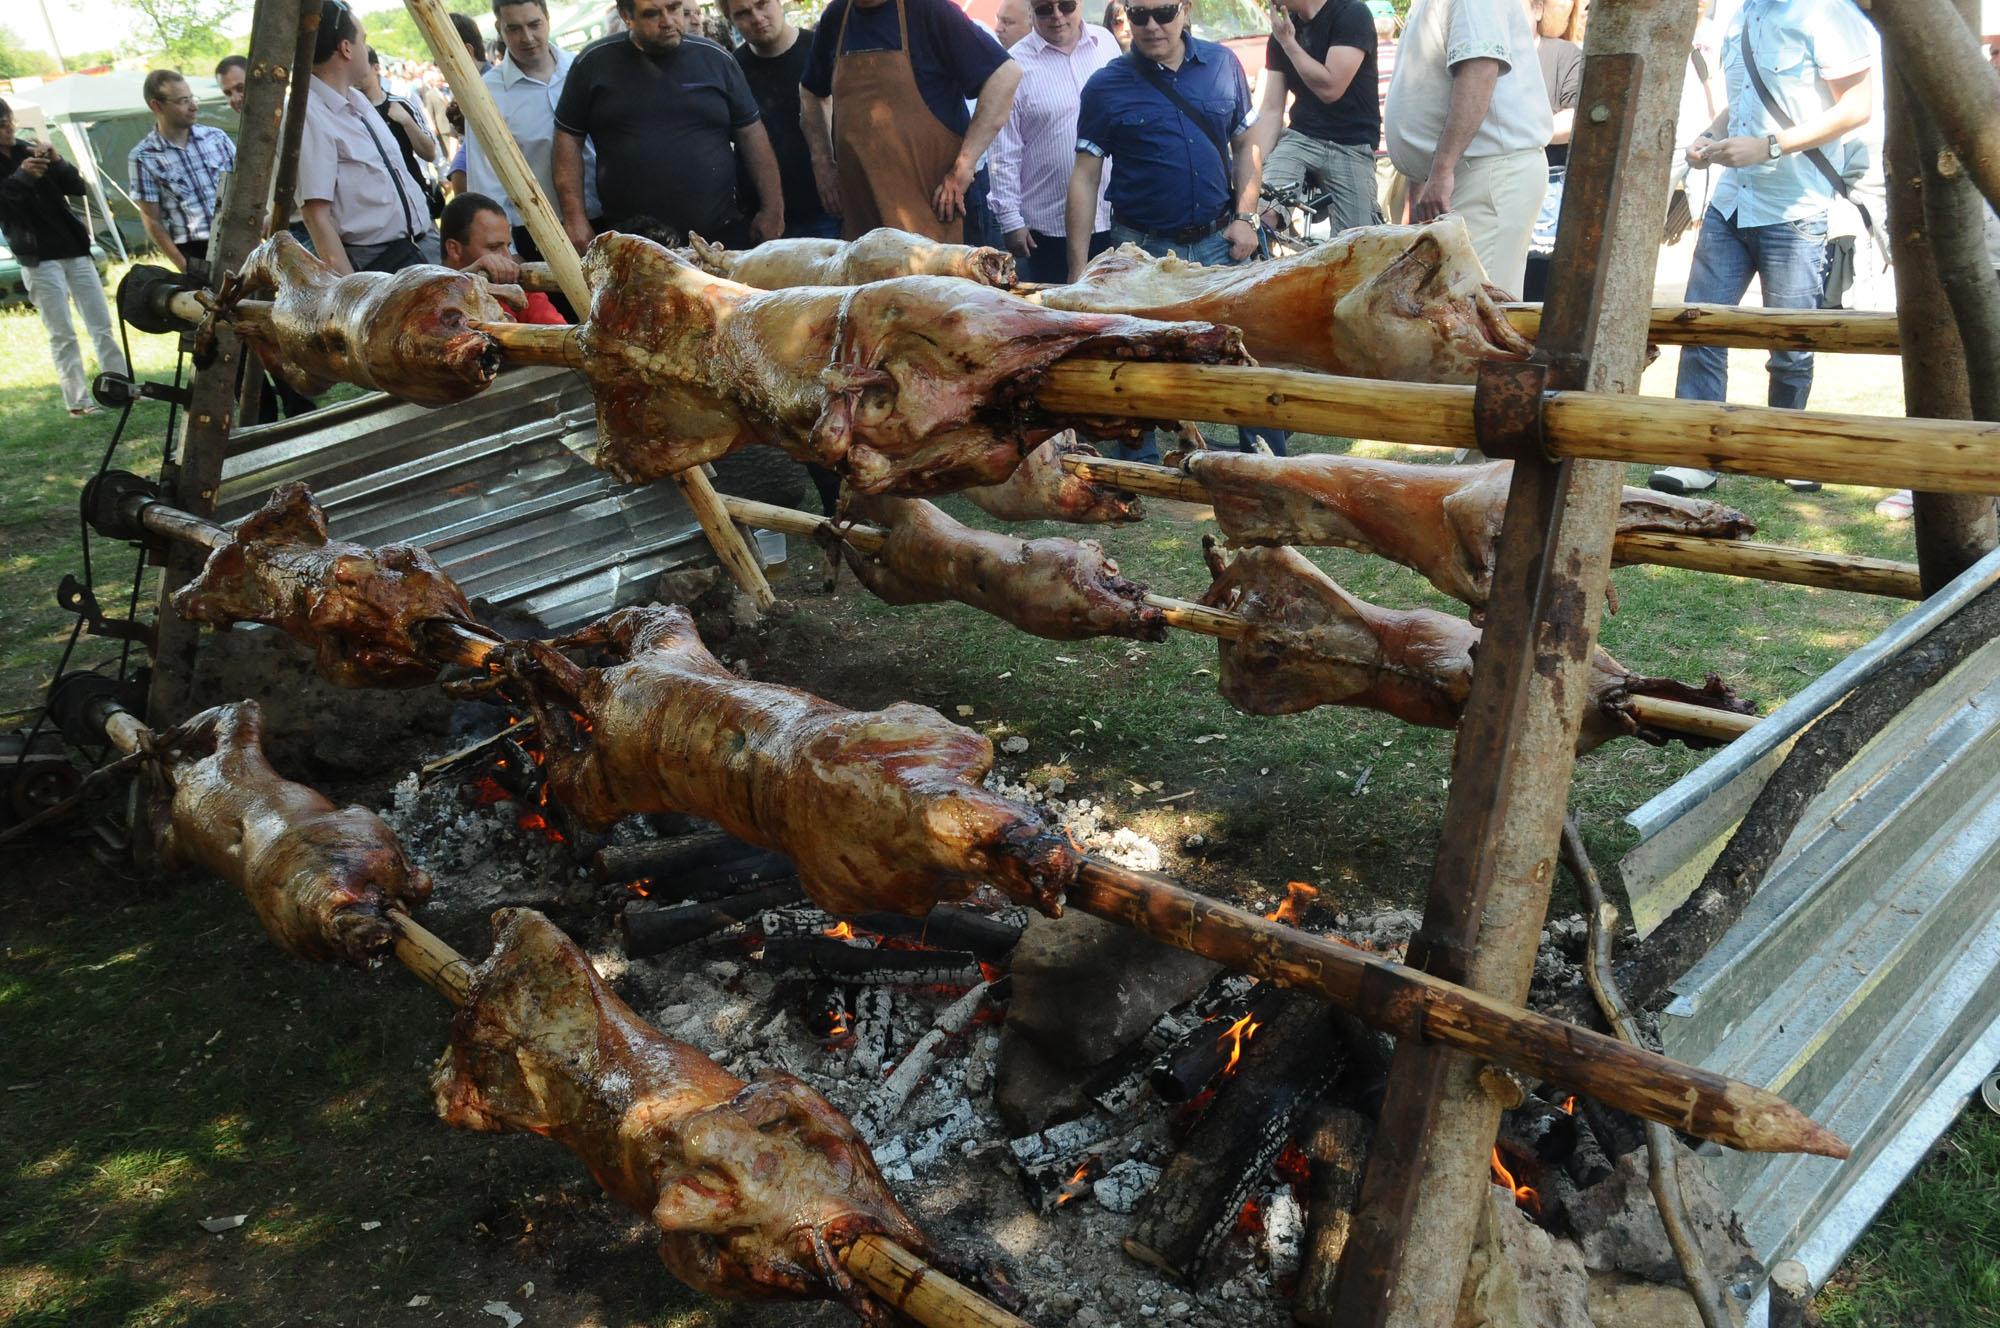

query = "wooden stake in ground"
[{"left": 399, "top": 0, "right": 775, "bottom": 610}]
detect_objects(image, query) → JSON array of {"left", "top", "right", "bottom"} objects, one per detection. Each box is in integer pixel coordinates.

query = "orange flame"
[
  {"left": 1561, "top": 1095, "right": 1577, "bottom": 1115},
  {"left": 825, "top": 921, "right": 857, "bottom": 941},
  {"left": 1490, "top": 1147, "right": 1539, "bottom": 1216},
  {"left": 629, "top": 878, "right": 652, "bottom": 898},
  {"left": 1219, "top": 1011, "right": 1261, "bottom": 1075},
  {"left": 1054, "top": 1160, "right": 1094, "bottom": 1206},
  {"left": 1265, "top": 881, "right": 1319, "bottom": 925},
  {"left": 826, "top": 1016, "right": 850, "bottom": 1038}
]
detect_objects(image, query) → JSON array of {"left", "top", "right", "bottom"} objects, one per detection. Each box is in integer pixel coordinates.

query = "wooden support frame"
[
  {"left": 147, "top": 0, "right": 305, "bottom": 722},
  {"left": 1328, "top": 8, "right": 1702, "bottom": 1325},
  {"left": 399, "top": 0, "right": 775, "bottom": 610}
]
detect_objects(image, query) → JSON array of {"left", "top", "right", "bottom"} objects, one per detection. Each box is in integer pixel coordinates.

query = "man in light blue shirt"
[
  {"left": 463, "top": 0, "right": 599, "bottom": 262},
  {"left": 1652, "top": 0, "right": 1873, "bottom": 496}
]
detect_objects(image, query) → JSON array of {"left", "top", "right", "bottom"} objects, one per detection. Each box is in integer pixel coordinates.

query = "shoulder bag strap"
[
  {"left": 1737, "top": 19, "right": 1853, "bottom": 203},
  {"left": 1129, "top": 48, "right": 1233, "bottom": 179}
]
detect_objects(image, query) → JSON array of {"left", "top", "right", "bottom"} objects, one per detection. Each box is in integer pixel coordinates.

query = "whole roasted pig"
[
  {"left": 1199, "top": 541, "right": 1749, "bottom": 752},
  {"left": 1188, "top": 453, "right": 1755, "bottom": 609},
  {"left": 687, "top": 226, "right": 1016, "bottom": 288},
  {"left": 1035, "top": 217, "right": 1534, "bottom": 382},
  {"left": 150, "top": 701, "right": 432, "bottom": 965},
  {"left": 575, "top": 232, "right": 1248, "bottom": 493},
  {"left": 469, "top": 604, "right": 1081, "bottom": 916},
  {"left": 960, "top": 433, "right": 1144, "bottom": 525},
  {"left": 173, "top": 483, "right": 489, "bottom": 689},
  {"left": 828, "top": 492, "right": 1166, "bottom": 642},
  {"left": 231, "top": 232, "right": 506, "bottom": 405},
  {"left": 433, "top": 909, "right": 929, "bottom": 1318}
]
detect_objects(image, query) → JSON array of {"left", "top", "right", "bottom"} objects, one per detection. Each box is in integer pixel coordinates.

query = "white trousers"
[
  {"left": 1400, "top": 146, "right": 1549, "bottom": 298},
  {"left": 23, "top": 256, "right": 128, "bottom": 411}
]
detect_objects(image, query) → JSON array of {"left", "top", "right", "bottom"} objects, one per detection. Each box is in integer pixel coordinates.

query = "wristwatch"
[
  {"left": 1232, "top": 211, "right": 1261, "bottom": 228},
  {"left": 1766, "top": 133, "right": 1784, "bottom": 160}
]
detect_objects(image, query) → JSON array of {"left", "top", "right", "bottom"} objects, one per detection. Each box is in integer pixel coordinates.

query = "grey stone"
[
  {"left": 1005, "top": 911, "right": 1221, "bottom": 1070},
  {"left": 656, "top": 565, "right": 724, "bottom": 607},
  {"left": 1568, "top": 1148, "right": 1757, "bottom": 1283},
  {"left": 1455, "top": 1186, "right": 1592, "bottom": 1328},
  {"left": 993, "top": 1025, "right": 1092, "bottom": 1135},
  {"left": 1586, "top": 1273, "right": 1705, "bottom": 1328}
]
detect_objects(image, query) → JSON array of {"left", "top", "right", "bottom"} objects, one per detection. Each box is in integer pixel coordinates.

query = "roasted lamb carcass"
[
  {"left": 434, "top": 908, "right": 929, "bottom": 1318},
  {"left": 150, "top": 701, "right": 432, "bottom": 966},
  {"left": 1188, "top": 453, "right": 1755, "bottom": 610},
  {"left": 469, "top": 604, "right": 1081, "bottom": 916},
  {"left": 173, "top": 483, "right": 490, "bottom": 689},
  {"left": 574, "top": 232, "right": 1248, "bottom": 494},
  {"left": 1035, "top": 216, "right": 1534, "bottom": 382},
  {"left": 229, "top": 232, "right": 506, "bottom": 405},
  {"left": 960, "top": 433, "right": 1144, "bottom": 525},
  {"left": 687, "top": 226, "right": 1017, "bottom": 288},
  {"left": 827, "top": 491, "right": 1166, "bottom": 642},
  {"left": 1199, "top": 541, "right": 1749, "bottom": 753}
]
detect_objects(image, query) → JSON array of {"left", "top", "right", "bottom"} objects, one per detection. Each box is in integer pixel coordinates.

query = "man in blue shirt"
[
  {"left": 1066, "top": 0, "right": 1284, "bottom": 460},
  {"left": 1651, "top": 0, "right": 1873, "bottom": 496},
  {"left": 129, "top": 69, "right": 237, "bottom": 272}
]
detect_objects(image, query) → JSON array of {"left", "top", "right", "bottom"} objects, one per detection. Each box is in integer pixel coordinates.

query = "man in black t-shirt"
[
  {"left": 726, "top": 0, "right": 837, "bottom": 238},
  {"left": 552, "top": 0, "right": 783, "bottom": 249},
  {"left": 1248, "top": 0, "right": 1383, "bottom": 234}
]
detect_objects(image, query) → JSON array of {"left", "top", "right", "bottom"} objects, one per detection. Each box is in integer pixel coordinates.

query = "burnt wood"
[
  {"left": 593, "top": 828, "right": 767, "bottom": 884},
  {"left": 760, "top": 936, "right": 984, "bottom": 988},
  {"left": 1294, "top": 1103, "right": 1372, "bottom": 1326},
  {"left": 621, "top": 882, "right": 805, "bottom": 956},
  {"left": 1147, "top": 985, "right": 1288, "bottom": 1104}
]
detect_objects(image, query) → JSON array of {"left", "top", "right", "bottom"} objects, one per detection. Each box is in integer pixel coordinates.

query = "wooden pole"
[
  {"left": 841, "top": 1235, "right": 1034, "bottom": 1328},
  {"left": 264, "top": 0, "right": 322, "bottom": 237},
  {"left": 1503, "top": 301, "right": 1900, "bottom": 353},
  {"left": 1066, "top": 859, "right": 1844, "bottom": 1158},
  {"left": 399, "top": 0, "right": 775, "bottom": 611},
  {"left": 1860, "top": 0, "right": 2000, "bottom": 219},
  {"left": 1062, "top": 455, "right": 1926, "bottom": 599},
  {"left": 712, "top": 496, "right": 1759, "bottom": 740}
]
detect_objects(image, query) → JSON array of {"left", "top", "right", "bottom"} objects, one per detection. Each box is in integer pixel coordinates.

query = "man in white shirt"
[
  {"left": 989, "top": 0, "right": 1119, "bottom": 283},
  {"left": 464, "top": 0, "right": 598, "bottom": 261},
  {"left": 1383, "top": 0, "right": 1551, "bottom": 293},
  {"left": 298, "top": 0, "right": 438, "bottom": 273}
]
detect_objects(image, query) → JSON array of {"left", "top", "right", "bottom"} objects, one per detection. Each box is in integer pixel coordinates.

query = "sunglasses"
[
  {"left": 1128, "top": 3, "right": 1183, "bottom": 27},
  {"left": 1033, "top": 0, "right": 1078, "bottom": 15}
]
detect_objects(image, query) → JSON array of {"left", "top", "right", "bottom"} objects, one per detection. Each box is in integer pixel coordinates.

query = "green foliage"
[
  {"left": 0, "top": 22, "right": 59, "bottom": 78},
  {"left": 115, "top": 0, "right": 245, "bottom": 69},
  {"left": 360, "top": 1, "right": 493, "bottom": 62}
]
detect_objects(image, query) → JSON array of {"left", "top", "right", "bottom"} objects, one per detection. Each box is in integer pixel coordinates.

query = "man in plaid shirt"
[{"left": 129, "top": 69, "right": 237, "bottom": 272}]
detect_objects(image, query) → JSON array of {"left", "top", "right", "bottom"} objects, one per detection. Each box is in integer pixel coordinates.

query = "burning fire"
[
  {"left": 1265, "top": 881, "right": 1318, "bottom": 926},
  {"left": 1561, "top": 1095, "right": 1577, "bottom": 1115},
  {"left": 1219, "top": 1010, "right": 1262, "bottom": 1075},
  {"left": 1490, "top": 1146, "right": 1540, "bottom": 1217},
  {"left": 1054, "top": 1160, "right": 1094, "bottom": 1206},
  {"left": 1234, "top": 1197, "right": 1265, "bottom": 1235},
  {"left": 824, "top": 921, "right": 857, "bottom": 941}
]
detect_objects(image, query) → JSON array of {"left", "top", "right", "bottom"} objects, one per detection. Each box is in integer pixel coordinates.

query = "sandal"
[{"left": 1874, "top": 490, "right": 1914, "bottom": 519}]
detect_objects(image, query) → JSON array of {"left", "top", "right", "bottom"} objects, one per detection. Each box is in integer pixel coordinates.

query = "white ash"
[{"left": 983, "top": 771, "right": 1166, "bottom": 869}]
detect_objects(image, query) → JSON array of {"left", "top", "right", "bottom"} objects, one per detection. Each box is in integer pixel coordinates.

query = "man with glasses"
[
  {"left": 129, "top": 69, "right": 237, "bottom": 273},
  {"left": 1248, "top": 0, "right": 1384, "bottom": 235},
  {"left": 989, "top": 0, "right": 1120, "bottom": 283},
  {"left": 1067, "top": 0, "right": 1286, "bottom": 459}
]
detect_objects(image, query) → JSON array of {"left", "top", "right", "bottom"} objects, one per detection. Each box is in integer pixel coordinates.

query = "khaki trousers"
[{"left": 1399, "top": 146, "right": 1548, "bottom": 298}]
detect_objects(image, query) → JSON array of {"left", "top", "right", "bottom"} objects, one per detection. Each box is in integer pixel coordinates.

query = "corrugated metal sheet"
[
  {"left": 216, "top": 365, "right": 800, "bottom": 630},
  {"left": 1616, "top": 545, "right": 2000, "bottom": 1321}
]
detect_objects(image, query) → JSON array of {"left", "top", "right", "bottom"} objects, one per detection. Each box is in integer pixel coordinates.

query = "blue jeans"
[
  {"left": 1676, "top": 206, "right": 1828, "bottom": 410},
  {"left": 1104, "top": 221, "right": 1289, "bottom": 462}
]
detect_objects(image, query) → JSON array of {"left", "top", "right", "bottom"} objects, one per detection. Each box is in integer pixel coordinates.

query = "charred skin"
[
  {"left": 1199, "top": 542, "right": 1751, "bottom": 753},
  {"left": 432, "top": 909, "right": 929, "bottom": 1319},
  {"left": 830, "top": 492, "right": 1167, "bottom": 643},
  {"left": 687, "top": 226, "right": 1018, "bottom": 289},
  {"left": 172, "top": 484, "right": 482, "bottom": 689},
  {"left": 479, "top": 605, "right": 1080, "bottom": 916},
  {"left": 1188, "top": 453, "right": 1755, "bottom": 610},
  {"left": 232, "top": 233, "right": 505, "bottom": 405},
  {"left": 1036, "top": 217, "right": 1535, "bottom": 382},
  {"left": 151, "top": 701, "right": 432, "bottom": 965},
  {"left": 575, "top": 232, "right": 1249, "bottom": 494},
  {"left": 960, "top": 434, "right": 1146, "bottom": 525}
]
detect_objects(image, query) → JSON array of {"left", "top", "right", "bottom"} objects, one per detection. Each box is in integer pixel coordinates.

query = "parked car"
[{"left": 0, "top": 240, "right": 115, "bottom": 308}]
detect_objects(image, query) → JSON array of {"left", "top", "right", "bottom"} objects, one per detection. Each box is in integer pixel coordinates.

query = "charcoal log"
[
  {"left": 621, "top": 882, "right": 805, "bottom": 956},
  {"left": 761, "top": 936, "right": 984, "bottom": 988},
  {"left": 844, "top": 905, "right": 1025, "bottom": 962},
  {"left": 1147, "top": 984, "right": 1289, "bottom": 1103},
  {"left": 1124, "top": 992, "right": 1344, "bottom": 1285},
  {"left": 1294, "top": 1103, "right": 1372, "bottom": 1327},
  {"left": 593, "top": 828, "right": 767, "bottom": 884},
  {"left": 635, "top": 850, "right": 799, "bottom": 904}
]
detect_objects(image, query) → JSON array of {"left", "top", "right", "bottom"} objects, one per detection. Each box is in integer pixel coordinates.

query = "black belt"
[{"left": 1113, "top": 211, "right": 1230, "bottom": 246}]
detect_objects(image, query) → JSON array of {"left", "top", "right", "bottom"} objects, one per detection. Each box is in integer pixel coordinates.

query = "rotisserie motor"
[
  {"left": 960, "top": 433, "right": 1145, "bottom": 525},
  {"left": 231, "top": 232, "right": 506, "bottom": 405},
  {"left": 1035, "top": 217, "right": 1534, "bottom": 382},
  {"left": 1199, "top": 541, "right": 1749, "bottom": 752},
  {"left": 149, "top": 701, "right": 433, "bottom": 966},
  {"left": 687, "top": 226, "right": 1016, "bottom": 288},
  {"left": 469, "top": 604, "right": 1082, "bottom": 916},
  {"left": 574, "top": 232, "right": 1249, "bottom": 493},
  {"left": 433, "top": 909, "right": 929, "bottom": 1317},
  {"left": 828, "top": 492, "right": 1167, "bottom": 642},
  {"left": 173, "top": 483, "right": 488, "bottom": 689},
  {"left": 1188, "top": 453, "right": 1756, "bottom": 610}
]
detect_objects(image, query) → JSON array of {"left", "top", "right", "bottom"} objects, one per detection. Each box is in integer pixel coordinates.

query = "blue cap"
[{"left": 1365, "top": 0, "right": 1396, "bottom": 19}]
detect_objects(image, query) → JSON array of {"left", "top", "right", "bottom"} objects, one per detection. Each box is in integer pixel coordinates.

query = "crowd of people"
[{"left": 0, "top": 0, "right": 1987, "bottom": 505}]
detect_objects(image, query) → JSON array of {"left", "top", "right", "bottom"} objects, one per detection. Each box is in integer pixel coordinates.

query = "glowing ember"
[
  {"left": 1265, "top": 880, "right": 1318, "bottom": 925},
  {"left": 1561, "top": 1095, "right": 1577, "bottom": 1115},
  {"left": 1490, "top": 1147, "right": 1539, "bottom": 1216},
  {"left": 824, "top": 921, "right": 857, "bottom": 941},
  {"left": 1234, "top": 1198, "right": 1265, "bottom": 1235},
  {"left": 1219, "top": 1010, "right": 1262, "bottom": 1075},
  {"left": 1274, "top": 1140, "right": 1312, "bottom": 1191},
  {"left": 628, "top": 878, "right": 652, "bottom": 898}
]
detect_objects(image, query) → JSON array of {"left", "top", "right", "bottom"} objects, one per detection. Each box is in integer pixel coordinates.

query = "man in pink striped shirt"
[{"left": 988, "top": 0, "right": 1120, "bottom": 283}]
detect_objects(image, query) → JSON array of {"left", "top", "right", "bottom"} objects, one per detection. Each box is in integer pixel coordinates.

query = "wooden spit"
[
  {"left": 1061, "top": 454, "right": 1927, "bottom": 601},
  {"left": 1501, "top": 302, "right": 1901, "bottom": 355}
]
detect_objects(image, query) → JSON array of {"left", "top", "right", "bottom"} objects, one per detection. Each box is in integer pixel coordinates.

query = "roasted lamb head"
[{"left": 960, "top": 433, "right": 1145, "bottom": 525}]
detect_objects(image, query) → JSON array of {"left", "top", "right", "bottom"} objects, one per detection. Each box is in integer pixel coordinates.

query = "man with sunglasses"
[
  {"left": 989, "top": 0, "right": 1120, "bottom": 283},
  {"left": 129, "top": 69, "right": 237, "bottom": 273},
  {"left": 1068, "top": 0, "right": 1287, "bottom": 459}
]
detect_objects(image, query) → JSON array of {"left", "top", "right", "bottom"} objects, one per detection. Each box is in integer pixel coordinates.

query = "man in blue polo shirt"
[
  {"left": 1065, "top": 0, "right": 1284, "bottom": 460},
  {"left": 1650, "top": 0, "right": 1873, "bottom": 496}
]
